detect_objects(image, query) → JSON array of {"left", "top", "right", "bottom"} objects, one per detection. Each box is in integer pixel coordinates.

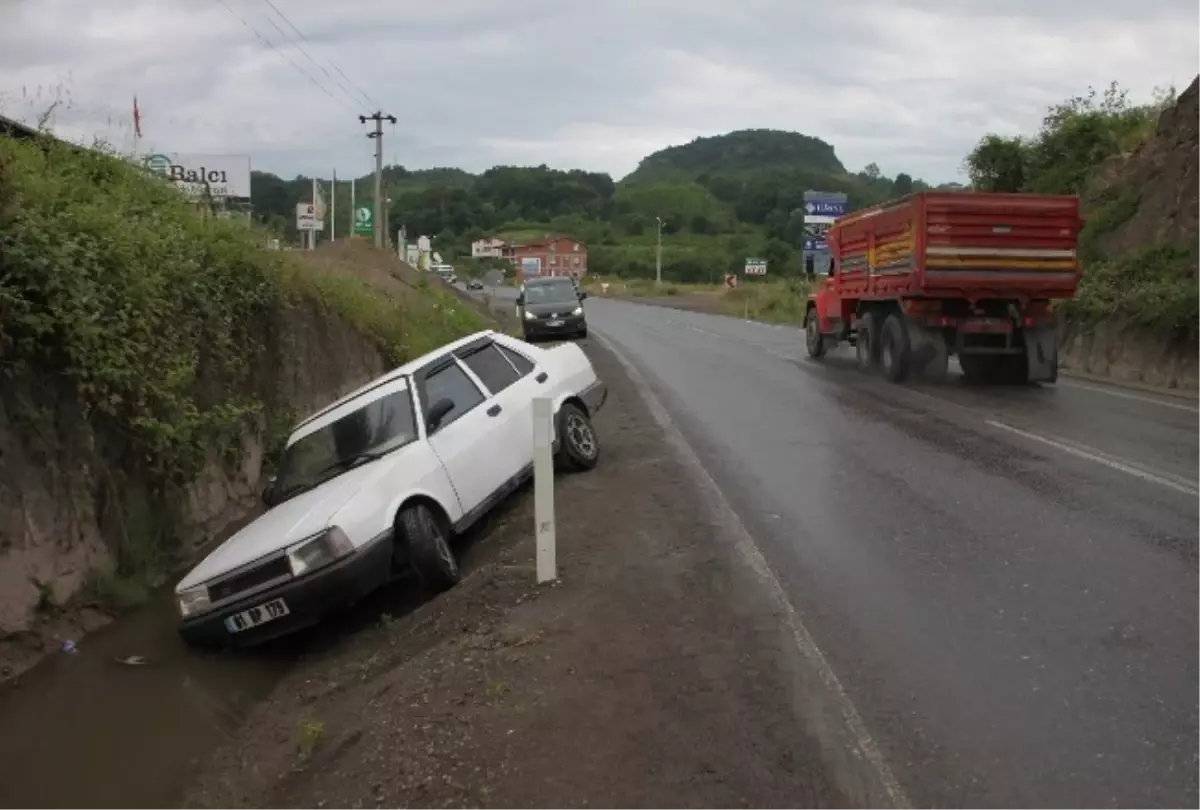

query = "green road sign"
[{"left": 354, "top": 206, "right": 373, "bottom": 237}]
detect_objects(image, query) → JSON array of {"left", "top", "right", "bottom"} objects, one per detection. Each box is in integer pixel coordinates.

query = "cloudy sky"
[{"left": 1, "top": 0, "right": 1196, "bottom": 184}]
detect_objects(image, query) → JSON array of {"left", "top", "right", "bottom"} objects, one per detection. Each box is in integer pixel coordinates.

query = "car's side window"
[
  {"left": 461, "top": 343, "right": 521, "bottom": 394},
  {"left": 497, "top": 345, "right": 535, "bottom": 377},
  {"left": 422, "top": 361, "right": 485, "bottom": 433}
]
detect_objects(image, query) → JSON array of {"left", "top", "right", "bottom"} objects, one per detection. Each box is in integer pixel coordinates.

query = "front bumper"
[
  {"left": 523, "top": 313, "right": 586, "bottom": 338},
  {"left": 178, "top": 530, "right": 394, "bottom": 648}
]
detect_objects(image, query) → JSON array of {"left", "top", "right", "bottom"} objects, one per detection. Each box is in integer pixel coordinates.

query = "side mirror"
[
  {"left": 261, "top": 475, "right": 278, "bottom": 508},
  {"left": 578, "top": 291, "right": 588, "bottom": 300},
  {"left": 426, "top": 397, "right": 455, "bottom": 431}
]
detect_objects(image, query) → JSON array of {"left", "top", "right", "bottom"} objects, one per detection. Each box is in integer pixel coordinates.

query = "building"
[
  {"left": 509, "top": 235, "right": 588, "bottom": 280},
  {"left": 471, "top": 237, "right": 507, "bottom": 258}
]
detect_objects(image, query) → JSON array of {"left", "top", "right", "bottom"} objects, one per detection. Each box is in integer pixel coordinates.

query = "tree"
[
  {"left": 763, "top": 238, "right": 793, "bottom": 276},
  {"left": 861, "top": 162, "right": 881, "bottom": 180},
  {"left": 890, "top": 172, "right": 914, "bottom": 197},
  {"left": 964, "top": 134, "right": 1027, "bottom": 192}
]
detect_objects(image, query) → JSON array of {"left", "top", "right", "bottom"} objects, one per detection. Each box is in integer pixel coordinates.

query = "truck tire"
[
  {"left": 880, "top": 314, "right": 911, "bottom": 383},
  {"left": 856, "top": 312, "right": 878, "bottom": 368},
  {"left": 399, "top": 503, "right": 459, "bottom": 593},
  {"left": 805, "top": 308, "right": 827, "bottom": 359}
]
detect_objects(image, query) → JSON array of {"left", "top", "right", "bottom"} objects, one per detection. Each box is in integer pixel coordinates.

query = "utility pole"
[
  {"left": 655, "top": 216, "right": 664, "bottom": 285},
  {"left": 359, "top": 111, "right": 397, "bottom": 249}
]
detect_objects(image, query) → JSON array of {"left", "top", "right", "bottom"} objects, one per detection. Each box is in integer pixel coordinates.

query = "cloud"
[{"left": 0, "top": 0, "right": 1195, "bottom": 184}]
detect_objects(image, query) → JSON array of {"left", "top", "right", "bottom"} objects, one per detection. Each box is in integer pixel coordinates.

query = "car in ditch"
[{"left": 175, "top": 330, "right": 607, "bottom": 647}]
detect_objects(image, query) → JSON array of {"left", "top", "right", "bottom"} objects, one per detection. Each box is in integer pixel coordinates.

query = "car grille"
[{"left": 207, "top": 555, "right": 292, "bottom": 603}]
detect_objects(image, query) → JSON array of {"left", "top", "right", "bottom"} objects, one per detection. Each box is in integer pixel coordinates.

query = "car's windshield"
[
  {"left": 525, "top": 281, "right": 578, "bottom": 304},
  {"left": 274, "top": 387, "right": 417, "bottom": 499}
]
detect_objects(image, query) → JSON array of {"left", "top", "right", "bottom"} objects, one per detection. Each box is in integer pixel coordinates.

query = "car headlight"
[
  {"left": 286, "top": 526, "right": 354, "bottom": 577},
  {"left": 524, "top": 310, "right": 536, "bottom": 320},
  {"left": 571, "top": 306, "right": 583, "bottom": 316},
  {"left": 177, "top": 585, "right": 211, "bottom": 619}
]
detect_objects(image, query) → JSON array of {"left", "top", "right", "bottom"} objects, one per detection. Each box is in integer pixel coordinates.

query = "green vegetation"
[
  {"left": 965, "top": 80, "right": 1196, "bottom": 338},
  {"left": 0, "top": 134, "right": 490, "bottom": 608},
  {"left": 248, "top": 129, "right": 934, "bottom": 282}
]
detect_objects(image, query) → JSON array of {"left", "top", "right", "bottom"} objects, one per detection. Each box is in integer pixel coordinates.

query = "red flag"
[{"left": 133, "top": 96, "right": 142, "bottom": 139}]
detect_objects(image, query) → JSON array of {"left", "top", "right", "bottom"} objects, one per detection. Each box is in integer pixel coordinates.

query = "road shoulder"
[{"left": 185, "top": 339, "right": 846, "bottom": 809}]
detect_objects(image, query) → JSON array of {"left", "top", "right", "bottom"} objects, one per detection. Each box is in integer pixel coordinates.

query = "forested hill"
[
  {"left": 623, "top": 128, "right": 847, "bottom": 183},
  {"left": 248, "top": 127, "right": 928, "bottom": 281}
]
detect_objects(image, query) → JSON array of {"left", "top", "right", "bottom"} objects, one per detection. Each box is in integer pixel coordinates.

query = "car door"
[
  {"left": 416, "top": 355, "right": 508, "bottom": 516},
  {"left": 459, "top": 340, "right": 540, "bottom": 473}
]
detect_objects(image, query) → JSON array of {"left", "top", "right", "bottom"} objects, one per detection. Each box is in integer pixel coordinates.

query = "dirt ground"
[{"left": 184, "top": 339, "right": 845, "bottom": 810}]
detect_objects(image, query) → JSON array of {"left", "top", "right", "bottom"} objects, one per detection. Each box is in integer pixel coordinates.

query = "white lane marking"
[
  {"left": 593, "top": 331, "right": 911, "bottom": 809},
  {"left": 1058, "top": 380, "right": 1199, "bottom": 414},
  {"left": 985, "top": 420, "right": 1199, "bottom": 496}
]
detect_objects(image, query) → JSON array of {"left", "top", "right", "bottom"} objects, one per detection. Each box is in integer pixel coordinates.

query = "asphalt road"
[{"left": 578, "top": 296, "right": 1198, "bottom": 809}]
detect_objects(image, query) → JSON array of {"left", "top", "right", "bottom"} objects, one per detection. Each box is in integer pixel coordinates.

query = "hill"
[
  {"left": 248, "top": 128, "right": 930, "bottom": 283},
  {"left": 622, "top": 128, "right": 846, "bottom": 183}
]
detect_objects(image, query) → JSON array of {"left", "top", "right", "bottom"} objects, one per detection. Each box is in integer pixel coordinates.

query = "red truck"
[{"left": 804, "top": 191, "right": 1084, "bottom": 384}]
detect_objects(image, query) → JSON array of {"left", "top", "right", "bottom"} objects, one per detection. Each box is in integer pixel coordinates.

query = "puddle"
[{"left": 0, "top": 587, "right": 296, "bottom": 809}]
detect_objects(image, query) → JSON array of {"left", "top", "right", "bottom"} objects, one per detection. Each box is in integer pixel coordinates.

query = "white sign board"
[
  {"left": 144, "top": 153, "right": 251, "bottom": 200},
  {"left": 295, "top": 203, "right": 324, "bottom": 231},
  {"left": 744, "top": 258, "right": 768, "bottom": 276}
]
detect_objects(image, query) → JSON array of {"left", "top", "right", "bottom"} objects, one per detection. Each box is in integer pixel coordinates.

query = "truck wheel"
[
  {"left": 880, "top": 314, "right": 911, "bottom": 383},
  {"left": 856, "top": 312, "right": 878, "bottom": 368},
  {"left": 805, "top": 308, "right": 827, "bottom": 359},
  {"left": 557, "top": 402, "right": 599, "bottom": 472},
  {"left": 399, "top": 503, "right": 459, "bottom": 593}
]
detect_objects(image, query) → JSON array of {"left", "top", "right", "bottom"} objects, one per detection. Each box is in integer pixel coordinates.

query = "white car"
[{"left": 176, "top": 330, "right": 606, "bottom": 647}]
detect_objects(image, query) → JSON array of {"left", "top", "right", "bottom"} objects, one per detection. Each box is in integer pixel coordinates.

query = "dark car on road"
[
  {"left": 467, "top": 279, "right": 484, "bottom": 290},
  {"left": 518, "top": 276, "right": 588, "bottom": 341}
]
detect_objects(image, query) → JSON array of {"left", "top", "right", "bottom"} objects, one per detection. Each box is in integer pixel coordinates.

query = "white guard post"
[{"left": 532, "top": 397, "right": 557, "bottom": 583}]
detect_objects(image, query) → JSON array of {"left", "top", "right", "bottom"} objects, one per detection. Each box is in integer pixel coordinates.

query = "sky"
[{"left": 1, "top": 0, "right": 1196, "bottom": 185}]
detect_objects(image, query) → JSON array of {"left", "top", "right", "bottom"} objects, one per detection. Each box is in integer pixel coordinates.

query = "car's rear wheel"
[
  {"left": 557, "top": 403, "right": 599, "bottom": 472},
  {"left": 399, "top": 503, "right": 458, "bottom": 593}
]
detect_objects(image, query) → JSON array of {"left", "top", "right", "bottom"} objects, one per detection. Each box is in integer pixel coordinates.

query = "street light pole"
[{"left": 655, "top": 216, "right": 663, "bottom": 285}]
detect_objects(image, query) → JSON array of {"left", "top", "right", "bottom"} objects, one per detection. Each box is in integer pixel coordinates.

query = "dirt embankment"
[{"left": 186, "top": 339, "right": 847, "bottom": 810}]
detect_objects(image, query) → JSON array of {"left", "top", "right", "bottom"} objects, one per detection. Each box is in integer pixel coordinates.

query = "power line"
[
  {"left": 212, "top": 0, "right": 356, "bottom": 114},
  {"left": 255, "top": 0, "right": 379, "bottom": 112}
]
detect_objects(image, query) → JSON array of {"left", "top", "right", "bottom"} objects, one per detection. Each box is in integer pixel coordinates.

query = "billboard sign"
[
  {"left": 803, "top": 200, "right": 847, "bottom": 217},
  {"left": 144, "top": 153, "right": 251, "bottom": 200},
  {"left": 296, "top": 203, "right": 324, "bottom": 231},
  {"left": 353, "top": 206, "right": 373, "bottom": 237},
  {"left": 744, "top": 258, "right": 768, "bottom": 276}
]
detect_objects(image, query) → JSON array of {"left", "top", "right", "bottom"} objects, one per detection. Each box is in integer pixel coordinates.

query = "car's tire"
[
  {"left": 522, "top": 330, "right": 534, "bottom": 343},
  {"left": 578, "top": 326, "right": 588, "bottom": 339},
  {"left": 399, "top": 503, "right": 459, "bottom": 593},
  {"left": 556, "top": 402, "right": 599, "bottom": 472}
]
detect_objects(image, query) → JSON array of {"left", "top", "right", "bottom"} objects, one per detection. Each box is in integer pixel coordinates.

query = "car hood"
[
  {"left": 525, "top": 299, "right": 581, "bottom": 315},
  {"left": 177, "top": 452, "right": 401, "bottom": 591}
]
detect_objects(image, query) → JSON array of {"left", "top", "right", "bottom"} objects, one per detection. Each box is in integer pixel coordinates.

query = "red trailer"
[{"left": 804, "top": 191, "right": 1084, "bottom": 384}]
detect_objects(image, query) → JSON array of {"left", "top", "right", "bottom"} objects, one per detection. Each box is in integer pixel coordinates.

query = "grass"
[{"left": 585, "top": 275, "right": 812, "bottom": 325}]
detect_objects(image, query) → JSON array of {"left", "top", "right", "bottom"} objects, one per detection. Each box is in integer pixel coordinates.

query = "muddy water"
[{"left": 0, "top": 587, "right": 296, "bottom": 809}]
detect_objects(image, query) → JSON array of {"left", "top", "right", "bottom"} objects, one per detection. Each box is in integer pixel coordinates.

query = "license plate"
[
  {"left": 547, "top": 319, "right": 564, "bottom": 327},
  {"left": 224, "top": 597, "right": 290, "bottom": 633}
]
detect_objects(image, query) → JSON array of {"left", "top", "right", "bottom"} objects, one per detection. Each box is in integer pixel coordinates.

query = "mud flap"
[
  {"left": 1024, "top": 325, "right": 1058, "bottom": 383},
  {"left": 903, "top": 318, "right": 948, "bottom": 379}
]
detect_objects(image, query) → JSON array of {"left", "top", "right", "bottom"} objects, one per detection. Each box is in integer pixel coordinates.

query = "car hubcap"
[
  {"left": 425, "top": 510, "right": 457, "bottom": 575},
  {"left": 566, "top": 413, "right": 596, "bottom": 459}
]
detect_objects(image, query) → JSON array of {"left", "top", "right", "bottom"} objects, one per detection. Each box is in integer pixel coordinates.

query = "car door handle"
[
  {"left": 487, "top": 404, "right": 502, "bottom": 417},
  {"left": 535, "top": 371, "right": 548, "bottom": 383}
]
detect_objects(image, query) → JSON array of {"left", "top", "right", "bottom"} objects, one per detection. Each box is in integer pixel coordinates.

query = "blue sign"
[
  {"left": 804, "top": 200, "right": 846, "bottom": 217},
  {"left": 804, "top": 239, "right": 829, "bottom": 252}
]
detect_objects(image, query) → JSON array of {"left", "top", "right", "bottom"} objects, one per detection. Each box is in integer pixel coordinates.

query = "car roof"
[{"left": 290, "top": 328, "right": 497, "bottom": 433}]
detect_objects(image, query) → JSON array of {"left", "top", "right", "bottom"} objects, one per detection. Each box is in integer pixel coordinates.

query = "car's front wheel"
[
  {"left": 557, "top": 403, "right": 599, "bottom": 472},
  {"left": 399, "top": 503, "right": 459, "bottom": 593}
]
